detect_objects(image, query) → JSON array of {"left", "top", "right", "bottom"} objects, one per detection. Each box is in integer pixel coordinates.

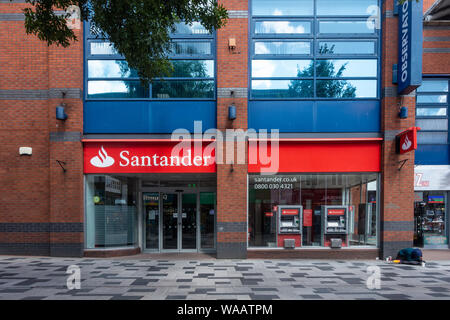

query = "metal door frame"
[{"left": 141, "top": 186, "right": 216, "bottom": 253}]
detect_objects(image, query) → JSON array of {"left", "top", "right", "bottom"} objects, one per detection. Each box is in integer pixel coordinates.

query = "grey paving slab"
[{"left": 0, "top": 256, "right": 450, "bottom": 300}]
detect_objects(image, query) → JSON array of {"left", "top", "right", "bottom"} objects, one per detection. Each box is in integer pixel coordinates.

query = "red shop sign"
[
  {"left": 328, "top": 209, "right": 346, "bottom": 216},
  {"left": 83, "top": 140, "right": 216, "bottom": 174},
  {"left": 248, "top": 140, "right": 381, "bottom": 173},
  {"left": 303, "top": 209, "right": 313, "bottom": 227},
  {"left": 281, "top": 209, "right": 299, "bottom": 216},
  {"left": 396, "top": 127, "right": 421, "bottom": 154}
]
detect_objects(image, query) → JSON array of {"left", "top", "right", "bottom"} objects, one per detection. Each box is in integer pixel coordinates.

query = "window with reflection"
[
  {"left": 86, "top": 21, "right": 215, "bottom": 99},
  {"left": 255, "top": 41, "right": 311, "bottom": 55},
  {"left": 316, "top": 0, "right": 378, "bottom": 16},
  {"left": 416, "top": 78, "right": 449, "bottom": 145},
  {"left": 251, "top": 0, "right": 379, "bottom": 99},
  {"left": 248, "top": 174, "right": 379, "bottom": 247},
  {"left": 319, "top": 21, "right": 376, "bottom": 34},
  {"left": 255, "top": 21, "right": 311, "bottom": 35},
  {"left": 252, "top": 0, "right": 314, "bottom": 16},
  {"left": 318, "top": 41, "right": 376, "bottom": 55}
]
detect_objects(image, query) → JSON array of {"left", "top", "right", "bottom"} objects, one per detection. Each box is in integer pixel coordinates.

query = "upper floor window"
[
  {"left": 416, "top": 78, "right": 449, "bottom": 145},
  {"left": 86, "top": 22, "right": 215, "bottom": 100},
  {"left": 251, "top": 0, "right": 380, "bottom": 100}
]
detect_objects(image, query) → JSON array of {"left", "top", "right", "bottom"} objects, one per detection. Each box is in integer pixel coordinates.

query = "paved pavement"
[{"left": 1, "top": 256, "right": 450, "bottom": 300}]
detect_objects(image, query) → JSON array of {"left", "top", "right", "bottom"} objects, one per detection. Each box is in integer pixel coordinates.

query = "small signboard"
[
  {"left": 428, "top": 195, "right": 444, "bottom": 204},
  {"left": 396, "top": 127, "right": 420, "bottom": 154},
  {"left": 397, "top": 0, "right": 423, "bottom": 94},
  {"left": 328, "top": 209, "right": 346, "bottom": 216},
  {"left": 281, "top": 209, "right": 299, "bottom": 216},
  {"left": 303, "top": 209, "right": 313, "bottom": 227}
]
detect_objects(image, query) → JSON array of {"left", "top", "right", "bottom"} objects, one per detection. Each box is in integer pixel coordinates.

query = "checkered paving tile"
[{"left": 0, "top": 256, "right": 449, "bottom": 300}]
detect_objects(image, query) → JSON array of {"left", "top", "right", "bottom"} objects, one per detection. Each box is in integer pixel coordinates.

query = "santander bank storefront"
[{"left": 83, "top": 140, "right": 217, "bottom": 254}]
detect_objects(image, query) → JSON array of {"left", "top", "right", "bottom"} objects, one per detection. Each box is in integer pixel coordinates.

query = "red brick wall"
[
  {"left": 423, "top": 27, "right": 450, "bottom": 74},
  {"left": 423, "top": 0, "right": 437, "bottom": 12},
  {"left": 216, "top": 0, "right": 248, "bottom": 258},
  {"left": 1, "top": 0, "right": 431, "bottom": 259},
  {"left": 379, "top": 0, "right": 417, "bottom": 258},
  {"left": 0, "top": 2, "right": 84, "bottom": 256}
]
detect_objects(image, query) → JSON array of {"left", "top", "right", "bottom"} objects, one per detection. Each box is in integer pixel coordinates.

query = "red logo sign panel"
[
  {"left": 303, "top": 209, "right": 313, "bottom": 227},
  {"left": 281, "top": 209, "right": 299, "bottom": 216},
  {"left": 328, "top": 209, "right": 345, "bottom": 216},
  {"left": 84, "top": 141, "right": 216, "bottom": 174},
  {"left": 396, "top": 127, "right": 421, "bottom": 154},
  {"left": 248, "top": 140, "right": 381, "bottom": 173}
]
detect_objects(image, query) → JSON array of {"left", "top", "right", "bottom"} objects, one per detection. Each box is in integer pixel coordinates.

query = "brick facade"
[
  {"left": 379, "top": 0, "right": 416, "bottom": 258},
  {"left": 1, "top": 0, "right": 442, "bottom": 259},
  {"left": 0, "top": 1, "right": 84, "bottom": 257},
  {"left": 215, "top": 0, "right": 249, "bottom": 259}
]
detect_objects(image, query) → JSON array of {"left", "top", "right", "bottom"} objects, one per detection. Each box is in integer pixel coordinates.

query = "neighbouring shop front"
[
  {"left": 414, "top": 165, "right": 450, "bottom": 249},
  {"left": 83, "top": 140, "right": 217, "bottom": 253},
  {"left": 247, "top": 139, "right": 381, "bottom": 250}
]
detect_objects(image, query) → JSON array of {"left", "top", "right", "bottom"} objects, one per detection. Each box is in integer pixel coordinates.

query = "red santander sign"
[
  {"left": 396, "top": 127, "right": 421, "bottom": 154},
  {"left": 84, "top": 141, "right": 216, "bottom": 174},
  {"left": 281, "top": 209, "right": 299, "bottom": 216},
  {"left": 327, "top": 209, "right": 346, "bottom": 216}
]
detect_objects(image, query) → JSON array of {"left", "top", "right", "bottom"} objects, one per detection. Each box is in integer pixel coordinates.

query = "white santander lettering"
[
  {"left": 203, "top": 156, "right": 211, "bottom": 166},
  {"left": 116, "top": 149, "right": 211, "bottom": 167},
  {"left": 193, "top": 156, "right": 202, "bottom": 166},
  {"left": 131, "top": 156, "right": 140, "bottom": 166},
  {"left": 119, "top": 151, "right": 130, "bottom": 166},
  {"left": 181, "top": 150, "right": 192, "bottom": 166},
  {"left": 160, "top": 156, "right": 168, "bottom": 167}
]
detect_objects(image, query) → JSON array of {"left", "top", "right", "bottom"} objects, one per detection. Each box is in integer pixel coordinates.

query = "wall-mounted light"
[
  {"left": 56, "top": 103, "right": 68, "bottom": 121},
  {"left": 228, "top": 104, "right": 236, "bottom": 121},
  {"left": 399, "top": 106, "right": 408, "bottom": 119}
]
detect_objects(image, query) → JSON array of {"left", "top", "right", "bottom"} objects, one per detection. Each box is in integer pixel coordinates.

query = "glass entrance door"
[
  {"left": 161, "top": 192, "right": 198, "bottom": 251},
  {"left": 143, "top": 192, "right": 160, "bottom": 250},
  {"left": 162, "top": 193, "right": 179, "bottom": 250},
  {"left": 181, "top": 193, "right": 197, "bottom": 250},
  {"left": 144, "top": 190, "right": 215, "bottom": 252}
]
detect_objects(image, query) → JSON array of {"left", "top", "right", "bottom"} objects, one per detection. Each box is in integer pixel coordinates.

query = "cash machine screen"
[
  {"left": 278, "top": 207, "right": 302, "bottom": 234},
  {"left": 325, "top": 207, "right": 347, "bottom": 233}
]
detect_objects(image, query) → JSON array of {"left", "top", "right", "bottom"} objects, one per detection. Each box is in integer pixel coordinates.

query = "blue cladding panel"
[
  {"left": 397, "top": 0, "right": 423, "bottom": 94},
  {"left": 249, "top": 100, "right": 380, "bottom": 132},
  {"left": 415, "top": 145, "right": 450, "bottom": 165},
  {"left": 249, "top": 101, "right": 315, "bottom": 131},
  {"left": 84, "top": 101, "right": 216, "bottom": 133}
]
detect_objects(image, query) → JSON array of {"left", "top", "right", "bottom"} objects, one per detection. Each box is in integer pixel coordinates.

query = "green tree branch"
[{"left": 17, "top": 0, "right": 227, "bottom": 83}]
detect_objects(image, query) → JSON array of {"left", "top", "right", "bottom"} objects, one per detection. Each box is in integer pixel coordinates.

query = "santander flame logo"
[
  {"left": 90, "top": 146, "right": 115, "bottom": 168},
  {"left": 402, "top": 135, "right": 412, "bottom": 151}
]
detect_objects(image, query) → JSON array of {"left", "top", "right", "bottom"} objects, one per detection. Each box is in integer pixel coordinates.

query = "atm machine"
[
  {"left": 277, "top": 206, "right": 302, "bottom": 248},
  {"left": 321, "top": 206, "right": 349, "bottom": 247}
]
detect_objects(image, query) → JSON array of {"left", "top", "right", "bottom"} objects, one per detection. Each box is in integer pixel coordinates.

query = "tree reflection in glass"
[
  {"left": 152, "top": 60, "right": 214, "bottom": 98},
  {"left": 289, "top": 44, "right": 357, "bottom": 98},
  {"left": 110, "top": 59, "right": 214, "bottom": 98}
]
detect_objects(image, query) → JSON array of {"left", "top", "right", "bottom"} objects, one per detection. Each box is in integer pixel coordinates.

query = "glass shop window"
[
  {"left": 85, "top": 175, "right": 138, "bottom": 249},
  {"left": 251, "top": 0, "right": 380, "bottom": 100},
  {"left": 414, "top": 192, "right": 448, "bottom": 247},
  {"left": 86, "top": 21, "right": 215, "bottom": 100},
  {"left": 248, "top": 173, "right": 378, "bottom": 248},
  {"left": 416, "top": 78, "right": 449, "bottom": 145}
]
